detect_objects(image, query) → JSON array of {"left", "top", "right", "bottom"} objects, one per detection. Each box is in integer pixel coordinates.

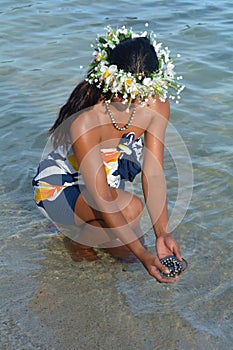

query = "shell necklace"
[{"left": 105, "top": 100, "right": 136, "bottom": 131}]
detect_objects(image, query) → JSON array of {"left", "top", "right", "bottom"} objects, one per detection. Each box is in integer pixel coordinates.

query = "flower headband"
[{"left": 85, "top": 25, "right": 184, "bottom": 107}]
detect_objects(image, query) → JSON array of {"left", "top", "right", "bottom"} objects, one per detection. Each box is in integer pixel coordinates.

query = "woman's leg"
[
  {"left": 65, "top": 187, "right": 145, "bottom": 261},
  {"left": 63, "top": 236, "right": 100, "bottom": 262}
]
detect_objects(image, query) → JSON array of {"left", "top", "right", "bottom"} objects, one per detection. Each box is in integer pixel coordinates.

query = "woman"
[{"left": 33, "top": 26, "right": 185, "bottom": 283}]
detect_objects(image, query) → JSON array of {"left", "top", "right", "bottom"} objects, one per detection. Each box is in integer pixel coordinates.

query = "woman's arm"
[
  {"left": 142, "top": 121, "right": 169, "bottom": 236},
  {"left": 142, "top": 101, "right": 182, "bottom": 260}
]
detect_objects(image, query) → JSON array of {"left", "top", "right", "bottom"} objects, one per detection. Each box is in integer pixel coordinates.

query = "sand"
[
  {"left": 0, "top": 232, "right": 154, "bottom": 350},
  {"left": 1, "top": 227, "right": 228, "bottom": 350}
]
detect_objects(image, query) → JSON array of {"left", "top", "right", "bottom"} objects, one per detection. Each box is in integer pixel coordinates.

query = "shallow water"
[{"left": 1, "top": 0, "right": 233, "bottom": 349}]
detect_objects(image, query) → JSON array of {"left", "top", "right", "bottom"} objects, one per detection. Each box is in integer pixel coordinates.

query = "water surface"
[{"left": 1, "top": 1, "right": 233, "bottom": 349}]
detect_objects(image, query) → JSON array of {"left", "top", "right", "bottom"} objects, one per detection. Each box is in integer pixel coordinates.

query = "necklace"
[{"left": 105, "top": 100, "right": 136, "bottom": 131}]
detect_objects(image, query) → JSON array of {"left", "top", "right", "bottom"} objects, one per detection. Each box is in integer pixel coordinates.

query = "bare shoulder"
[
  {"left": 69, "top": 103, "right": 104, "bottom": 142},
  {"left": 147, "top": 99, "right": 170, "bottom": 121},
  {"left": 69, "top": 104, "right": 105, "bottom": 163},
  {"left": 70, "top": 103, "right": 103, "bottom": 130},
  {"left": 143, "top": 99, "right": 171, "bottom": 143}
]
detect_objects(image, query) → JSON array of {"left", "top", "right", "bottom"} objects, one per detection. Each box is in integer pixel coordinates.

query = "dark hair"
[
  {"left": 50, "top": 37, "right": 159, "bottom": 148},
  {"left": 49, "top": 79, "right": 103, "bottom": 148},
  {"left": 109, "top": 37, "right": 159, "bottom": 74}
]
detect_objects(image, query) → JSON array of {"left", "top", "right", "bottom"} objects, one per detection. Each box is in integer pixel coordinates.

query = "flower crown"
[{"left": 85, "top": 25, "right": 184, "bottom": 106}]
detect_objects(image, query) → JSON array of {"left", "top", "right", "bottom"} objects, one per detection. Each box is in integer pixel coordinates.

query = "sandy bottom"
[
  {"left": 1, "top": 226, "right": 231, "bottom": 350},
  {"left": 0, "top": 231, "right": 154, "bottom": 350}
]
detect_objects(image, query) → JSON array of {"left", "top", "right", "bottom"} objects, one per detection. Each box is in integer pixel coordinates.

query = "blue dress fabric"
[
  {"left": 32, "top": 132, "right": 143, "bottom": 225},
  {"left": 114, "top": 132, "right": 143, "bottom": 182}
]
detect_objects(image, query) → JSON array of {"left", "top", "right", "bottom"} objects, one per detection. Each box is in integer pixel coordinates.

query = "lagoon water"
[{"left": 1, "top": 1, "right": 233, "bottom": 349}]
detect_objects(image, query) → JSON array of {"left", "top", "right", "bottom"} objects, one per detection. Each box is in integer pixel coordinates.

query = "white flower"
[
  {"left": 108, "top": 64, "right": 118, "bottom": 74},
  {"left": 140, "top": 31, "right": 148, "bottom": 37},
  {"left": 99, "top": 62, "right": 109, "bottom": 73},
  {"left": 132, "top": 33, "right": 140, "bottom": 38},
  {"left": 143, "top": 77, "right": 152, "bottom": 86},
  {"left": 165, "top": 62, "right": 175, "bottom": 77},
  {"left": 159, "top": 48, "right": 170, "bottom": 63},
  {"left": 153, "top": 41, "right": 162, "bottom": 53},
  {"left": 117, "top": 27, "right": 128, "bottom": 35}
]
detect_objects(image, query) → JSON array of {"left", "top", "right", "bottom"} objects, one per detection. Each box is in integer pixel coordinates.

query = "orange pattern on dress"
[{"left": 34, "top": 181, "right": 66, "bottom": 203}]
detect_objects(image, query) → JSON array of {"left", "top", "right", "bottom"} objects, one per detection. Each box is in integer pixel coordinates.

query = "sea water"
[{"left": 0, "top": 1, "right": 232, "bottom": 349}]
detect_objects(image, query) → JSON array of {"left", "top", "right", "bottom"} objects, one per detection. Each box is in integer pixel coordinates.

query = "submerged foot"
[
  {"left": 104, "top": 245, "right": 138, "bottom": 263},
  {"left": 63, "top": 237, "right": 99, "bottom": 262},
  {"left": 104, "top": 236, "right": 147, "bottom": 263}
]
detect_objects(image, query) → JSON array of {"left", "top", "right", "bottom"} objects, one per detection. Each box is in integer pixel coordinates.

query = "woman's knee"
[
  {"left": 126, "top": 194, "right": 144, "bottom": 224},
  {"left": 112, "top": 191, "right": 143, "bottom": 227},
  {"left": 75, "top": 187, "right": 143, "bottom": 227}
]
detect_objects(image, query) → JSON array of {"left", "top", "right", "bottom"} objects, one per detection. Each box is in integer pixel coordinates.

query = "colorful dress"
[{"left": 32, "top": 132, "right": 143, "bottom": 225}]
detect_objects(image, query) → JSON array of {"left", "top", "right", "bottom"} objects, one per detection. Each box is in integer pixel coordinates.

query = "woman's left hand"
[
  {"left": 156, "top": 234, "right": 182, "bottom": 261},
  {"left": 139, "top": 250, "right": 179, "bottom": 283}
]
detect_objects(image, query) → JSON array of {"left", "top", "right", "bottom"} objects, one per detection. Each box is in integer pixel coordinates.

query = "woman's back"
[{"left": 70, "top": 99, "right": 170, "bottom": 148}]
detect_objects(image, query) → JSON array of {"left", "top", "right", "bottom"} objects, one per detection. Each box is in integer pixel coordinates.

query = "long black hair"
[{"left": 49, "top": 36, "right": 159, "bottom": 148}]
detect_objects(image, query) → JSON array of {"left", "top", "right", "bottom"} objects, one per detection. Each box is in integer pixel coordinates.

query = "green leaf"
[{"left": 98, "top": 37, "right": 107, "bottom": 44}]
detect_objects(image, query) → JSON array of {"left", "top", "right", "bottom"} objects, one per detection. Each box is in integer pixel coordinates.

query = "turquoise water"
[{"left": 1, "top": 1, "right": 233, "bottom": 349}]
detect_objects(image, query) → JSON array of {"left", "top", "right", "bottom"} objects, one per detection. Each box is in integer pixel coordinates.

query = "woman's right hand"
[{"left": 139, "top": 250, "right": 179, "bottom": 283}]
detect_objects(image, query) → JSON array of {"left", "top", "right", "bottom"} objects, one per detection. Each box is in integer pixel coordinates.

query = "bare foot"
[
  {"left": 63, "top": 237, "right": 99, "bottom": 262},
  {"left": 105, "top": 247, "right": 138, "bottom": 263},
  {"left": 104, "top": 236, "right": 146, "bottom": 263}
]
